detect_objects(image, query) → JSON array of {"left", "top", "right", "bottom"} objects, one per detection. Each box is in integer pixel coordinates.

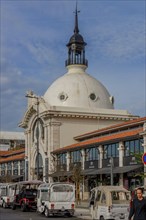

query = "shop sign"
[{"left": 84, "top": 160, "right": 98, "bottom": 169}]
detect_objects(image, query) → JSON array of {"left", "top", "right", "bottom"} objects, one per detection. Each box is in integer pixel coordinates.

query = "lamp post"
[
  {"left": 110, "top": 157, "right": 114, "bottom": 185},
  {"left": 25, "top": 91, "right": 40, "bottom": 180}
]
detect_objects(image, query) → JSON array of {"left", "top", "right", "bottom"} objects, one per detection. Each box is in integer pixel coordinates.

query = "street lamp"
[
  {"left": 110, "top": 157, "right": 114, "bottom": 185},
  {"left": 25, "top": 91, "right": 40, "bottom": 180}
]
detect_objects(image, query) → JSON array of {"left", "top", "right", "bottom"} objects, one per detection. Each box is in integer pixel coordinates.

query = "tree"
[
  {"left": 133, "top": 152, "right": 146, "bottom": 180},
  {"left": 0, "top": 174, "right": 13, "bottom": 183},
  {"left": 70, "top": 163, "right": 83, "bottom": 204}
]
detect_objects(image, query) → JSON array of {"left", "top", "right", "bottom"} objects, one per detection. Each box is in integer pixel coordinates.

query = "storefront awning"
[
  {"left": 82, "top": 167, "right": 111, "bottom": 175},
  {"left": 82, "top": 169, "right": 97, "bottom": 175},
  {"left": 83, "top": 164, "right": 143, "bottom": 175},
  {"left": 48, "top": 171, "right": 72, "bottom": 177},
  {"left": 49, "top": 164, "right": 143, "bottom": 177},
  {"left": 113, "top": 164, "right": 143, "bottom": 174}
]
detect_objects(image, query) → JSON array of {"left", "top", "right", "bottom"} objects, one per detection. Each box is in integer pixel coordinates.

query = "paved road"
[{"left": 0, "top": 207, "right": 79, "bottom": 220}]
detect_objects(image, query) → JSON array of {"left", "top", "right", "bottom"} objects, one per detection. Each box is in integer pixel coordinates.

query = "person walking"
[{"left": 128, "top": 187, "right": 146, "bottom": 220}]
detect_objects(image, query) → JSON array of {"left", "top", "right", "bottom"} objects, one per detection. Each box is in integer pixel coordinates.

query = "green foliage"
[
  {"left": 70, "top": 163, "right": 83, "bottom": 204},
  {"left": 132, "top": 152, "right": 146, "bottom": 179},
  {"left": 71, "top": 163, "right": 83, "bottom": 183},
  {"left": 0, "top": 174, "right": 13, "bottom": 183}
]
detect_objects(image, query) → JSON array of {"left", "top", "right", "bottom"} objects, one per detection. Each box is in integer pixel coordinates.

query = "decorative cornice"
[{"left": 41, "top": 110, "right": 137, "bottom": 121}]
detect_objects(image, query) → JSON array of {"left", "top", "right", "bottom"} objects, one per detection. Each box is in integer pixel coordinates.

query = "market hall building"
[
  {"left": 51, "top": 117, "right": 146, "bottom": 200},
  {"left": 19, "top": 6, "right": 141, "bottom": 185}
]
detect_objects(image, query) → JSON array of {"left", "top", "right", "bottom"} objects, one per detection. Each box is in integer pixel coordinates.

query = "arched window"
[
  {"left": 103, "top": 143, "right": 119, "bottom": 159},
  {"left": 35, "top": 153, "right": 43, "bottom": 170},
  {"left": 32, "top": 118, "right": 44, "bottom": 142}
]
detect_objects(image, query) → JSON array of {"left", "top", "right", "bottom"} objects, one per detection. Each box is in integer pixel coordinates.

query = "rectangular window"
[
  {"left": 58, "top": 153, "right": 67, "bottom": 165},
  {"left": 1, "top": 163, "right": 6, "bottom": 170},
  {"left": 124, "top": 139, "right": 143, "bottom": 156},
  {"left": 85, "top": 147, "right": 98, "bottom": 161},
  {"left": 20, "top": 161, "right": 25, "bottom": 169},
  {"left": 71, "top": 150, "right": 81, "bottom": 163},
  {"left": 104, "top": 143, "right": 119, "bottom": 158},
  {"left": 7, "top": 162, "right": 12, "bottom": 170}
]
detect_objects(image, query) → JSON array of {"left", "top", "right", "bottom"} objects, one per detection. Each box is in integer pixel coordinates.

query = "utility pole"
[
  {"left": 26, "top": 91, "right": 40, "bottom": 180},
  {"left": 110, "top": 157, "right": 114, "bottom": 185}
]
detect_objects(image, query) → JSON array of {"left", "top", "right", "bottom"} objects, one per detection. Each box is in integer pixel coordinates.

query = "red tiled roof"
[
  {"left": 0, "top": 153, "right": 25, "bottom": 163},
  {"left": 75, "top": 116, "right": 146, "bottom": 140},
  {"left": 0, "top": 148, "right": 25, "bottom": 157},
  {"left": 0, "top": 151, "right": 7, "bottom": 156},
  {"left": 53, "top": 127, "right": 143, "bottom": 154}
]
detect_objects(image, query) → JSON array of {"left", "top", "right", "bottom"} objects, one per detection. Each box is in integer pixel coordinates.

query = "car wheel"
[
  {"left": 100, "top": 217, "right": 105, "bottom": 220},
  {"left": 44, "top": 207, "right": 49, "bottom": 217},
  {"left": 21, "top": 202, "right": 26, "bottom": 212}
]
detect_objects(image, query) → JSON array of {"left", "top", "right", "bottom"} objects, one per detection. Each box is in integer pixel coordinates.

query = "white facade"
[
  {"left": 19, "top": 73, "right": 138, "bottom": 182},
  {"left": 19, "top": 7, "right": 139, "bottom": 182}
]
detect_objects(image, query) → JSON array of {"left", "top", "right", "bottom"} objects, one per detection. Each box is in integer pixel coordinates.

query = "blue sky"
[{"left": 1, "top": 0, "right": 145, "bottom": 132}]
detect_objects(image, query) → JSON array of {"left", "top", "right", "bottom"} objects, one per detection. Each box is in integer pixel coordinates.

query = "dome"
[
  {"left": 44, "top": 65, "right": 114, "bottom": 110},
  {"left": 68, "top": 33, "right": 85, "bottom": 45}
]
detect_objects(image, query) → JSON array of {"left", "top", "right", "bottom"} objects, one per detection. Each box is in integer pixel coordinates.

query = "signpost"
[
  {"left": 142, "top": 153, "right": 146, "bottom": 186},
  {"left": 142, "top": 153, "right": 146, "bottom": 165}
]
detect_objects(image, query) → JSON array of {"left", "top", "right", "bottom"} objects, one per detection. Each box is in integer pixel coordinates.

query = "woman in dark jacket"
[{"left": 129, "top": 187, "right": 146, "bottom": 220}]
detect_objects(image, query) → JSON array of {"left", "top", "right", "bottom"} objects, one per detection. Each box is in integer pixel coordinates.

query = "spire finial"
[{"left": 74, "top": 1, "right": 80, "bottom": 34}]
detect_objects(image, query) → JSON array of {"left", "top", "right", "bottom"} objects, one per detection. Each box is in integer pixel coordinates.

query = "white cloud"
[
  {"left": 26, "top": 41, "right": 57, "bottom": 65},
  {"left": 89, "top": 17, "right": 145, "bottom": 62},
  {"left": 0, "top": 1, "right": 145, "bottom": 131}
]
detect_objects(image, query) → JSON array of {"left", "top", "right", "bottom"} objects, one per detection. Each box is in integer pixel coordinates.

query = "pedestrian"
[{"left": 128, "top": 187, "right": 146, "bottom": 220}]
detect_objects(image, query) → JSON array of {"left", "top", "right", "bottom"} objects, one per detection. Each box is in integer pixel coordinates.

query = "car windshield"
[
  {"left": 111, "top": 191, "right": 130, "bottom": 204},
  {"left": 52, "top": 184, "right": 73, "bottom": 192},
  {"left": 50, "top": 184, "right": 75, "bottom": 202},
  {"left": 25, "top": 189, "right": 37, "bottom": 196}
]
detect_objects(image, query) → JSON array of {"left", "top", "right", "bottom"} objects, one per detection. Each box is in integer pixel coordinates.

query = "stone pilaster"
[
  {"left": 66, "top": 152, "right": 70, "bottom": 172},
  {"left": 81, "top": 149, "right": 85, "bottom": 170},
  {"left": 98, "top": 145, "right": 103, "bottom": 168},
  {"left": 118, "top": 141, "right": 124, "bottom": 186}
]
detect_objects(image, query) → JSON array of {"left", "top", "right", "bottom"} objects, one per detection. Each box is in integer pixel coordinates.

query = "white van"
[
  {"left": 0, "top": 183, "right": 15, "bottom": 208},
  {"left": 89, "top": 185, "right": 131, "bottom": 220},
  {"left": 37, "top": 182, "right": 75, "bottom": 217}
]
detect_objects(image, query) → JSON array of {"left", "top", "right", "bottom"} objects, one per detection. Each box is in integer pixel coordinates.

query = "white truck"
[
  {"left": 89, "top": 185, "right": 131, "bottom": 220},
  {"left": 0, "top": 183, "right": 15, "bottom": 208},
  {"left": 37, "top": 182, "right": 75, "bottom": 217}
]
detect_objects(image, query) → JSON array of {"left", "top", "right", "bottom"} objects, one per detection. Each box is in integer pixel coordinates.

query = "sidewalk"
[{"left": 75, "top": 200, "right": 91, "bottom": 220}]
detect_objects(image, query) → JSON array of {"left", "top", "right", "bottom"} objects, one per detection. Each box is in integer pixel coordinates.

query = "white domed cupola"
[{"left": 44, "top": 4, "right": 114, "bottom": 110}]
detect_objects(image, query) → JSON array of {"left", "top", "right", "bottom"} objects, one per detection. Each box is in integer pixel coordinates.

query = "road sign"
[{"left": 142, "top": 153, "right": 146, "bottom": 165}]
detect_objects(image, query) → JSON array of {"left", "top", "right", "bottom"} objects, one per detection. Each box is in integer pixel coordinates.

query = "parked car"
[
  {"left": 89, "top": 185, "right": 131, "bottom": 220},
  {"left": 11, "top": 188, "right": 37, "bottom": 211},
  {"left": 0, "top": 183, "right": 15, "bottom": 208},
  {"left": 11, "top": 180, "right": 43, "bottom": 212},
  {"left": 37, "top": 182, "right": 75, "bottom": 217}
]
